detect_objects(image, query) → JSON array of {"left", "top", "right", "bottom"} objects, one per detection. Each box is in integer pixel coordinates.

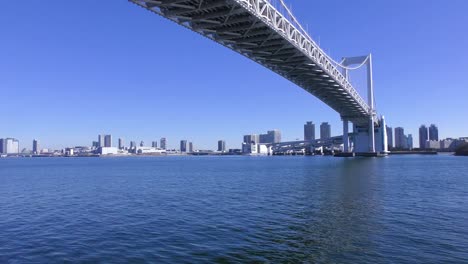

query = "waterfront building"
[
  {"left": 64, "top": 148, "right": 74, "bottom": 156},
  {"left": 253, "top": 134, "right": 260, "bottom": 144},
  {"left": 426, "top": 140, "right": 441, "bottom": 150},
  {"left": 243, "top": 134, "right": 259, "bottom": 144},
  {"left": 268, "top": 130, "right": 281, "bottom": 143},
  {"left": 104, "top": 135, "right": 112, "bottom": 148},
  {"left": 180, "top": 140, "right": 187, "bottom": 152},
  {"left": 320, "top": 122, "right": 331, "bottom": 140},
  {"left": 98, "top": 135, "right": 105, "bottom": 147},
  {"left": 33, "top": 139, "right": 39, "bottom": 154},
  {"left": 136, "top": 147, "right": 165, "bottom": 154},
  {"left": 386, "top": 126, "right": 393, "bottom": 149},
  {"left": 429, "top": 124, "right": 439, "bottom": 141},
  {"left": 160, "top": 137, "right": 167, "bottom": 150},
  {"left": 242, "top": 143, "right": 270, "bottom": 155},
  {"left": 188, "top": 142, "right": 193, "bottom": 153},
  {"left": 259, "top": 130, "right": 282, "bottom": 144},
  {"left": 4, "top": 138, "right": 19, "bottom": 154},
  {"left": 74, "top": 146, "right": 91, "bottom": 155},
  {"left": 140, "top": 141, "right": 144, "bottom": 147},
  {"left": 92, "top": 141, "right": 99, "bottom": 148},
  {"left": 440, "top": 139, "right": 452, "bottom": 150},
  {"left": 419, "top": 125, "right": 428, "bottom": 149},
  {"left": 395, "top": 127, "right": 406, "bottom": 149},
  {"left": 304, "top": 121, "right": 315, "bottom": 141},
  {"left": 152, "top": 141, "right": 158, "bottom": 148},
  {"left": 99, "top": 147, "right": 119, "bottom": 155},
  {"left": 118, "top": 138, "right": 124, "bottom": 150},
  {"left": 0, "top": 138, "right": 19, "bottom": 154},
  {"left": 130, "top": 141, "right": 136, "bottom": 149},
  {"left": 407, "top": 134, "right": 413, "bottom": 150},
  {"left": 259, "top": 133, "right": 269, "bottom": 143},
  {"left": 218, "top": 140, "right": 226, "bottom": 152},
  {"left": 440, "top": 139, "right": 454, "bottom": 150}
]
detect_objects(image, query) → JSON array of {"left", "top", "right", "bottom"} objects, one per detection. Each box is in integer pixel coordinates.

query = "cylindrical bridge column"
[
  {"left": 342, "top": 118, "right": 349, "bottom": 153},
  {"left": 369, "top": 116, "right": 376, "bottom": 153}
]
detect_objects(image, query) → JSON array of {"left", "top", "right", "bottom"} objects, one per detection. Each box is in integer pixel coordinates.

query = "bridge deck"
[
  {"left": 269, "top": 134, "right": 350, "bottom": 149},
  {"left": 130, "top": 0, "right": 371, "bottom": 126}
]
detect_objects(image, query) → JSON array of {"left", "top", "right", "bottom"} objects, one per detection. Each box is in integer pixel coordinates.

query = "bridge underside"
[{"left": 130, "top": 0, "right": 371, "bottom": 126}]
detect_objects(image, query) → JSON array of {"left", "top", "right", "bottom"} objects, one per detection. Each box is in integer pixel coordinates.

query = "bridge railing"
[{"left": 234, "top": 0, "right": 371, "bottom": 115}]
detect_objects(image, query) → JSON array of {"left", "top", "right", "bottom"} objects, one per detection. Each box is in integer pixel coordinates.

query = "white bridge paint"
[
  {"left": 353, "top": 116, "right": 388, "bottom": 154},
  {"left": 129, "top": 0, "right": 388, "bottom": 154}
]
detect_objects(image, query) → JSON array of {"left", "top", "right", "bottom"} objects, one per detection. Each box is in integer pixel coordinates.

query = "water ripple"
[{"left": 0, "top": 155, "right": 467, "bottom": 263}]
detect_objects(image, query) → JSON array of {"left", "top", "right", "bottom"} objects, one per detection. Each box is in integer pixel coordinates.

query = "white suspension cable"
[{"left": 341, "top": 56, "right": 370, "bottom": 71}]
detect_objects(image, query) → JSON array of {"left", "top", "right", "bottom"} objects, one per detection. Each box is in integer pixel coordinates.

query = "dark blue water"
[{"left": 1, "top": 155, "right": 467, "bottom": 263}]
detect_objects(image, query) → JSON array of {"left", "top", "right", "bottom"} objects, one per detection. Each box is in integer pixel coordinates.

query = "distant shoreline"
[{"left": 1, "top": 152, "right": 465, "bottom": 159}]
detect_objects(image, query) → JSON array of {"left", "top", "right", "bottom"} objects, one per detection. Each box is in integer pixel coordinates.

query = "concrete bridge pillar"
[
  {"left": 369, "top": 116, "right": 376, "bottom": 153},
  {"left": 343, "top": 118, "right": 349, "bottom": 153}
]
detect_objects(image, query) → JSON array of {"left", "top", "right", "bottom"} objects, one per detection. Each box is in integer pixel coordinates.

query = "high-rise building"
[
  {"left": 395, "top": 127, "right": 406, "bottom": 149},
  {"left": 188, "top": 142, "right": 193, "bottom": 153},
  {"left": 180, "top": 140, "right": 187, "bottom": 152},
  {"left": 118, "top": 138, "right": 124, "bottom": 149},
  {"left": 130, "top": 141, "right": 136, "bottom": 149},
  {"left": 259, "top": 133, "right": 269, "bottom": 143},
  {"left": 386, "top": 126, "right": 393, "bottom": 149},
  {"left": 140, "top": 141, "right": 144, "bottom": 147},
  {"left": 304, "top": 121, "right": 315, "bottom": 141},
  {"left": 152, "top": 141, "right": 158, "bottom": 148},
  {"left": 407, "top": 134, "right": 413, "bottom": 150},
  {"left": 0, "top": 139, "right": 4, "bottom": 154},
  {"left": 243, "top": 134, "right": 259, "bottom": 144},
  {"left": 160, "top": 137, "right": 167, "bottom": 150},
  {"left": 33, "top": 139, "right": 39, "bottom": 154},
  {"left": 92, "top": 141, "right": 99, "bottom": 148},
  {"left": 259, "top": 130, "right": 282, "bottom": 144},
  {"left": 320, "top": 122, "right": 331, "bottom": 140},
  {"left": 429, "top": 124, "right": 439, "bottom": 141},
  {"left": 104, "top": 135, "right": 112, "bottom": 148},
  {"left": 218, "top": 140, "right": 226, "bottom": 152},
  {"left": 98, "top": 135, "right": 105, "bottom": 147},
  {"left": 268, "top": 130, "right": 281, "bottom": 143},
  {"left": 1, "top": 138, "right": 19, "bottom": 154},
  {"left": 419, "top": 125, "right": 429, "bottom": 149}
]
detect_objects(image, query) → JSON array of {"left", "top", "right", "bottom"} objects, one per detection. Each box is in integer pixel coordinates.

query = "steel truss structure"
[
  {"left": 269, "top": 135, "right": 348, "bottom": 152},
  {"left": 130, "top": 0, "right": 372, "bottom": 126}
]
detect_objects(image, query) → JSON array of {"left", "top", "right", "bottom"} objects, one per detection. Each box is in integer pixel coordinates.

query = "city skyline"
[
  {"left": 2, "top": 121, "right": 454, "bottom": 154},
  {"left": 1, "top": 0, "right": 467, "bottom": 149}
]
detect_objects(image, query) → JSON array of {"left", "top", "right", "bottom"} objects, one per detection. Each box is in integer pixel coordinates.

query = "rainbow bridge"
[{"left": 129, "top": 0, "right": 389, "bottom": 155}]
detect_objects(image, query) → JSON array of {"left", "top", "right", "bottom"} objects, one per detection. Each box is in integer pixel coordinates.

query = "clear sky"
[{"left": 1, "top": 0, "right": 467, "bottom": 150}]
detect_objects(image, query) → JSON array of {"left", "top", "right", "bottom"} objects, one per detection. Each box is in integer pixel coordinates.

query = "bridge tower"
[{"left": 341, "top": 54, "right": 388, "bottom": 155}]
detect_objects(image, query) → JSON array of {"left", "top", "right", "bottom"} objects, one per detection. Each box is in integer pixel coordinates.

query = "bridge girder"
[{"left": 129, "top": 0, "right": 373, "bottom": 126}]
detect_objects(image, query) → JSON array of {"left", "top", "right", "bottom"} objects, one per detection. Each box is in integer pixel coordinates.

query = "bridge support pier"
[
  {"left": 368, "top": 116, "right": 376, "bottom": 153},
  {"left": 351, "top": 116, "right": 388, "bottom": 157},
  {"left": 342, "top": 118, "right": 349, "bottom": 153}
]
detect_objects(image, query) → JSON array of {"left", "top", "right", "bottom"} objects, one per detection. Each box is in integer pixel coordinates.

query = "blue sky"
[{"left": 1, "top": 0, "right": 467, "bottom": 150}]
